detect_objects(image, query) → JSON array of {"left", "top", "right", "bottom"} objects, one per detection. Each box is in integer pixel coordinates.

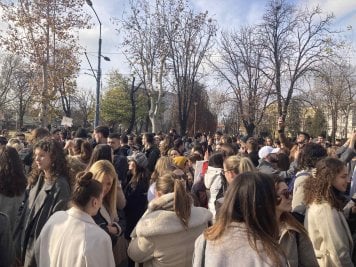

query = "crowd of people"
[{"left": 0, "top": 120, "right": 356, "bottom": 267}]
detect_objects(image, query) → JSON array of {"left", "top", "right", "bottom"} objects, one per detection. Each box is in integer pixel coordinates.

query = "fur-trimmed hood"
[{"left": 135, "top": 193, "right": 212, "bottom": 238}]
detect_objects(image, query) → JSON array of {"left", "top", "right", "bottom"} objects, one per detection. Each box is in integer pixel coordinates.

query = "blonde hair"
[
  {"left": 156, "top": 172, "right": 192, "bottom": 229},
  {"left": 89, "top": 160, "right": 118, "bottom": 219},
  {"left": 150, "top": 156, "right": 174, "bottom": 184},
  {"left": 224, "top": 155, "right": 256, "bottom": 175}
]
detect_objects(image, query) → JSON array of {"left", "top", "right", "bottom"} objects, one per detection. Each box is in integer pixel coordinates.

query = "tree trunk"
[{"left": 127, "top": 78, "right": 137, "bottom": 134}]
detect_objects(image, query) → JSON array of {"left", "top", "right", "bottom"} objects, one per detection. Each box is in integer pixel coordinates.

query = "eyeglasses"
[
  {"left": 278, "top": 190, "right": 292, "bottom": 199},
  {"left": 221, "top": 169, "right": 233, "bottom": 175}
]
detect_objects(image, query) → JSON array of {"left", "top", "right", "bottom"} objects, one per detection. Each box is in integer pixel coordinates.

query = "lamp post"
[
  {"left": 85, "top": 0, "right": 109, "bottom": 128},
  {"left": 194, "top": 101, "right": 198, "bottom": 136}
]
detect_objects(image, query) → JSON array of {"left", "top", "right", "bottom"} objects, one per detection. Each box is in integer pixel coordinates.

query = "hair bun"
[{"left": 76, "top": 171, "right": 93, "bottom": 187}]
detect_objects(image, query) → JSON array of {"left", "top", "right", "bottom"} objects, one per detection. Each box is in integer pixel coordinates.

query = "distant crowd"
[{"left": 0, "top": 119, "right": 356, "bottom": 267}]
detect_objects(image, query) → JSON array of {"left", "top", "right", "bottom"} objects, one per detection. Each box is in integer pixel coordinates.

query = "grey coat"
[{"left": 13, "top": 174, "right": 70, "bottom": 267}]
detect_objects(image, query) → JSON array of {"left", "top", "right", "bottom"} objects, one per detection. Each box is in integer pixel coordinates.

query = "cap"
[
  {"left": 173, "top": 156, "right": 188, "bottom": 169},
  {"left": 258, "top": 146, "right": 274, "bottom": 159}
]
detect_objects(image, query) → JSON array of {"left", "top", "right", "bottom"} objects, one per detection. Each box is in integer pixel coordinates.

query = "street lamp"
[{"left": 85, "top": 0, "right": 110, "bottom": 128}]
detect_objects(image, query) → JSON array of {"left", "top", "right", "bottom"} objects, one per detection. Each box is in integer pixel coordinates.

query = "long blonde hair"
[
  {"left": 156, "top": 172, "right": 192, "bottom": 229},
  {"left": 89, "top": 160, "right": 118, "bottom": 219},
  {"left": 150, "top": 156, "right": 174, "bottom": 184}
]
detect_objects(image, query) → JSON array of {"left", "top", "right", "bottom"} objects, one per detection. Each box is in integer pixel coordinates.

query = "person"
[
  {"left": 93, "top": 125, "right": 110, "bottom": 147},
  {"left": 291, "top": 143, "right": 327, "bottom": 220},
  {"left": 108, "top": 133, "right": 129, "bottom": 188},
  {"left": 204, "top": 153, "right": 224, "bottom": 221},
  {"left": 128, "top": 172, "right": 212, "bottom": 266},
  {"left": 142, "top": 133, "right": 161, "bottom": 173},
  {"left": 85, "top": 144, "right": 113, "bottom": 170},
  {"left": 193, "top": 172, "right": 287, "bottom": 267},
  {"left": 13, "top": 139, "right": 71, "bottom": 267},
  {"left": 34, "top": 172, "right": 115, "bottom": 267},
  {"left": 0, "top": 146, "right": 27, "bottom": 231},
  {"left": 304, "top": 157, "right": 353, "bottom": 266},
  {"left": 274, "top": 176, "right": 318, "bottom": 267},
  {"left": 0, "top": 212, "right": 15, "bottom": 267},
  {"left": 147, "top": 156, "right": 174, "bottom": 202},
  {"left": 223, "top": 155, "right": 256, "bottom": 185},
  {"left": 124, "top": 153, "right": 150, "bottom": 255}
]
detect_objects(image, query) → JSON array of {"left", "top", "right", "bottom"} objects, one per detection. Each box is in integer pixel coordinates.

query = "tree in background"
[
  {"left": 259, "top": 0, "right": 335, "bottom": 120},
  {"left": 0, "top": 0, "right": 90, "bottom": 126},
  {"left": 212, "top": 27, "right": 272, "bottom": 136}
]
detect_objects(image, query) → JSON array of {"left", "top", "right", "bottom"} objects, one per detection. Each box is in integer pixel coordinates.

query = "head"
[
  {"left": 120, "top": 134, "right": 128, "bottom": 145},
  {"left": 128, "top": 152, "right": 148, "bottom": 173},
  {"left": 94, "top": 126, "right": 110, "bottom": 144},
  {"left": 317, "top": 134, "right": 326, "bottom": 144},
  {"left": 297, "top": 143, "right": 327, "bottom": 170},
  {"left": 89, "top": 160, "right": 117, "bottom": 219},
  {"left": 150, "top": 156, "right": 174, "bottom": 183},
  {"left": 29, "top": 127, "right": 50, "bottom": 144},
  {"left": 246, "top": 137, "right": 258, "bottom": 152},
  {"left": 296, "top": 131, "right": 310, "bottom": 147},
  {"left": 107, "top": 133, "right": 121, "bottom": 151},
  {"left": 273, "top": 176, "right": 292, "bottom": 217},
  {"left": 168, "top": 149, "right": 180, "bottom": 158},
  {"left": 304, "top": 157, "right": 348, "bottom": 210},
  {"left": 74, "top": 128, "right": 89, "bottom": 139},
  {"left": 86, "top": 144, "right": 113, "bottom": 170},
  {"left": 155, "top": 172, "right": 192, "bottom": 229},
  {"left": 16, "top": 132, "right": 26, "bottom": 143},
  {"left": 265, "top": 137, "right": 273, "bottom": 147},
  {"left": 223, "top": 155, "right": 256, "bottom": 184},
  {"left": 173, "top": 138, "right": 184, "bottom": 153},
  {"left": 51, "top": 129, "right": 62, "bottom": 142},
  {"left": 0, "top": 146, "right": 26, "bottom": 197},
  {"left": 72, "top": 172, "right": 103, "bottom": 216},
  {"left": 172, "top": 156, "right": 189, "bottom": 171},
  {"left": 142, "top": 133, "right": 154, "bottom": 147},
  {"left": 33, "top": 139, "right": 68, "bottom": 177},
  {"left": 7, "top": 138, "right": 24, "bottom": 152},
  {"left": 258, "top": 146, "right": 274, "bottom": 160},
  {"left": 208, "top": 152, "right": 224, "bottom": 169},
  {"left": 205, "top": 172, "right": 283, "bottom": 266}
]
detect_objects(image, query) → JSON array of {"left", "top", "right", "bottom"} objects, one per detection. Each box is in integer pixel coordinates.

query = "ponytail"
[
  {"left": 174, "top": 179, "right": 192, "bottom": 229},
  {"left": 156, "top": 172, "right": 192, "bottom": 229}
]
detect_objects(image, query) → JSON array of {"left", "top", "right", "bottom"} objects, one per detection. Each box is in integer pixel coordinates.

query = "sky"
[{"left": 78, "top": 0, "right": 356, "bottom": 92}]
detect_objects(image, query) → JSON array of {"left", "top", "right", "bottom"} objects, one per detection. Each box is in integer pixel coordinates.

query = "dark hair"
[
  {"left": 297, "top": 143, "right": 327, "bottom": 170},
  {"left": 246, "top": 137, "right": 258, "bottom": 151},
  {"left": 108, "top": 133, "right": 121, "bottom": 140},
  {"left": 143, "top": 133, "right": 154, "bottom": 145},
  {"left": 0, "top": 136, "right": 7, "bottom": 145},
  {"left": 0, "top": 146, "right": 26, "bottom": 197},
  {"left": 120, "top": 134, "right": 128, "bottom": 144},
  {"left": 205, "top": 172, "right": 284, "bottom": 267},
  {"left": 94, "top": 126, "right": 110, "bottom": 138},
  {"left": 173, "top": 138, "right": 183, "bottom": 150},
  {"left": 297, "top": 131, "right": 310, "bottom": 141},
  {"left": 75, "top": 128, "right": 88, "bottom": 139},
  {"left": 73, "top": 139, "right": 92, "bottom": 164},
  {"left": 72, "top": 172, "right": 102, "bottom": 208},
  {"left": 29, "top": 127, "right": 50, "bottom": 143},
  {"left": 28, "top": 140, "right": 69, "bottom": 186},
  {"left": 208, "top": 152, "right": 224, "bottom": 169},
  {"left": 86, "top": 144, "right": 112, "bottom": 170},
  {"left": 51, "top": 128, "right": 61, "bottom": 135}
]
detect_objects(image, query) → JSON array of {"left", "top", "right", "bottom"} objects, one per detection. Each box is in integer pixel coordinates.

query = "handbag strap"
[{"left": 202, "top": 238, "right": 207, "bottom": 267}]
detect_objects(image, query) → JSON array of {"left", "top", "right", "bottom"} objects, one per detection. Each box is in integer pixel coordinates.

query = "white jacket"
[
  {"left": 34, "top": 207, "right": 115, "bottom": 267},
  {"left": 204, "top": 166, "right": 222, "bottom": 220},
  {"left": 305, "top": 202, "right": 353, "bottom": 267}
]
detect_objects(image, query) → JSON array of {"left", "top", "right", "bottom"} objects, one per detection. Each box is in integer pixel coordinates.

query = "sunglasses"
[{"left": 278, "top": 190, "right": 292, "bottom": 199}]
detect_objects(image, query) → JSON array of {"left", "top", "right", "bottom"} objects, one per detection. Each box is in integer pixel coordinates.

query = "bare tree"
[
  {"left": 259, "top": 0, "right": 335, "bottom": 120},
  {"left": 312, "top": 60, "right": 356, "bottom": 142},
  {"left": 72, "top": 90, "right": 95, "bottom": 128},
  {"left": 121, "top": 0, "right": 171, "bottom": 133},
  {"left": 164, "top": 0, "right": 217, "bottom": 135},
  {"left": 212, "top": 27, "right": 272, "bottom": 136}
]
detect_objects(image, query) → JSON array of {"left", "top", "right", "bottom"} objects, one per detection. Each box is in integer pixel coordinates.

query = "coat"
[
  {"left": 305, "top": 202, "right": 354, "bottom": 267},
  {"left": 291, "top": 169, "right": 313, "bottom": 216},
  {"left": 13, "top": 174, "right": 71, "bottom": 267},
  {"left": 0, "top": 193, "right": 24, "bottom": 232},
  {"left": 279, "top": 221, "right": 318, "bottom": 267},
  {"left": 204, "top": 166, "right": 223, "bottom": 220},
  {"left": 128, "top": 193, "right": 212, "bottom": 267},
  {"left": 193, "top": 222, "right": 287, "bottom": 267},
  {"left": 0, "top": 212, "right": 15, "bottom": 267},
  {"left": 34, "top": 207, "right": 115, "bottom": 267}
]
